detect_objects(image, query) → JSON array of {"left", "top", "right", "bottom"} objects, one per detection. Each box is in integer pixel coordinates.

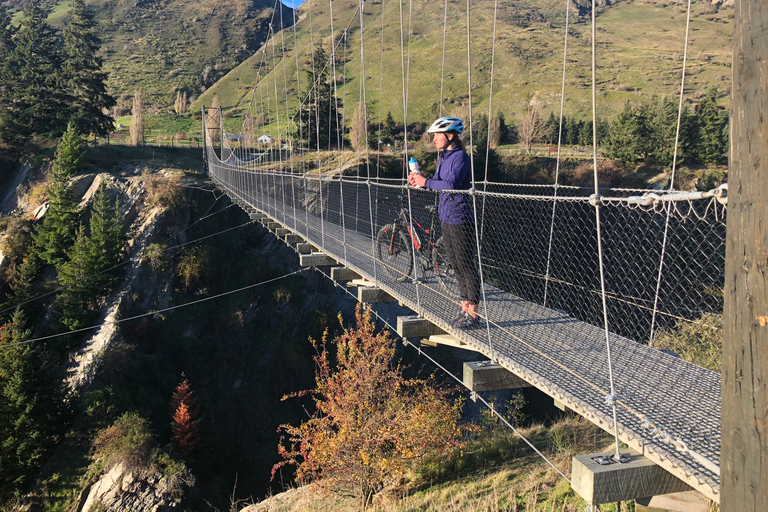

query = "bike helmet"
[{"left": 427, "top": 116, "right": 464, "bottom": 134}]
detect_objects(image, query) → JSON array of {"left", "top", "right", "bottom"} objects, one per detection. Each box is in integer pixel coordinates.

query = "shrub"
[
  {"left": 175, "top": 246, "right": 210, "bottom": 292},
  {"left": 653, "top": 313, "right": 722, "bottom": 372},
  {"left": 274, "top": 305, "right": 464, "bottom": 505},
  {"left": 92, "top": 412, "right": 154, "bottom": 472},
  {"left": 142, "top": 170, "right": 185, "bottom": 210}
]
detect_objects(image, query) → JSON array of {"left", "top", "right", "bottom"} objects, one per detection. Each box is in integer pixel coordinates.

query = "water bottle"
[{"left": 408, "top": 157, "right": 421, "bottom": 187}]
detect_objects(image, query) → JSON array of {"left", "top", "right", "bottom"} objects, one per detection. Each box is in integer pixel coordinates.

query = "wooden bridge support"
[
  {"left": 462, "top": 361, "right": 531, "bottom": 392},
  {"left": 722, "top": 1, "right": 768, "bottom": 510},
  {"left": 635, "top": 491, "right": 710, "bottom": 512},
  {"left": 275, "top": 228, "right": 290, "bottom": 237},
  {"left": 396, "top": 315, "right": 445, "bottom": 338},
  {"left": 357, "top": 286, "right": 396, "bottom": 303},
  {"left": 295, "top": 243, "right": 315, "bottom": 254},
  {"left": 285, "top": 234, "right": 304, "bottom": 244},
  {"left": 571, "top": 452, "right": 692, "bottom": 508},
  {"left": 299, "top": 253, "right": 337, "bottom": 267},
  {"left": 330, "top": 267, "right": 361, "bottom": 281},
  {"left": 420, "top": 334, "right": 466, "bottom": 348}
]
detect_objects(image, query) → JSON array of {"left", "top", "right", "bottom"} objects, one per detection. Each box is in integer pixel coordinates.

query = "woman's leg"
[{"left": 442, "top": 222, "right": 481, "bottom": 308}]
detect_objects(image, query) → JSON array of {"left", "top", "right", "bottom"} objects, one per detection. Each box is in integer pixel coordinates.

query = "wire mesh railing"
[{"left": 207, "top": 142, "right": 725, "bottom": 498}]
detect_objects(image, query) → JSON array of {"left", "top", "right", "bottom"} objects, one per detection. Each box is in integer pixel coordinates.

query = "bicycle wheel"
[
  {"left": 433, "top": 236, "right": 457, "bottom": 295},
  {"left": 376, "top": 224, "right": 413, "bottom": 282}
]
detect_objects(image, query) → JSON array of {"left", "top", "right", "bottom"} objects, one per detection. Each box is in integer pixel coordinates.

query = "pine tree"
[
  {"left": 0, "top": 309, "right": 70, "bottom": 494},
  {"left": 694, "top": 87, "right": 728, "bottom": 165},
  {"left": 170, "top": 378, "right": 201, "bottom": 455},
  {"left": 295, "top": 45, "right": 342, "bottom": 150},
  {"left": 0, "top": 0, "right": 67, "bottom": 143},
  {"left": 381, "top": 111, "right": 396, "bottom": 145},
  {"left": 56, "top": 225, "right": 99, "bottom": 332},
  {"left": 0, "top": 8, "right": 15, "bottom": 95},
  {"left": 606, "top": 102, "right": 645, "bottom": 167},
  {"left": 33, "top": 126, "right": 83, "bottom": 265},
  {"left": 63, "top": 0, "right": 115, "bottom": 137},
  {"left": 89, "top": 182, "right": 124, "bottom": 290}
]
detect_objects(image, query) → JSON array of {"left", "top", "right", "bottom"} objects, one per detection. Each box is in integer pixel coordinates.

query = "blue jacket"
[{"left": 424, "top": 147, "right": 473, "bottom": 225}]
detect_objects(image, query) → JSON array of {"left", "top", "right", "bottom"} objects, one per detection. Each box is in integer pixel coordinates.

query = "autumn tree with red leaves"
[
  {"left": 170, "top": 377, "right": 200, "bottom": 455},
  {"left": 273, "top": 305, "right": 463, "bottom": 505}
]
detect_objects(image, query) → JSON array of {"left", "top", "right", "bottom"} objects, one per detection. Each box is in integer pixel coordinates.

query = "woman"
[{"left": 408, "top": 116, "right": 482, "bottom": 329}]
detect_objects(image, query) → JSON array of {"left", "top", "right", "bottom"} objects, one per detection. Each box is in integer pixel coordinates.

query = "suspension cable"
[
  {"left": 543, "top": 0, "right": 571, "bottom": 307},
  {"left": 590, "top": 0, "right": 622, "bottom": 462}
]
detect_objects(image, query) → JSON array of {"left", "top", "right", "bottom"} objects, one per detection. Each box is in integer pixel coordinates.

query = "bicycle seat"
[{"left": 425, "top": 204, "right": 437, "bottom": 214}]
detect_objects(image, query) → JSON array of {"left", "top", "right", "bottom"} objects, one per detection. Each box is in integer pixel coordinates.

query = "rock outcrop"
[{"left": 78, "top": 464, "right": 182, "bottom": 512}]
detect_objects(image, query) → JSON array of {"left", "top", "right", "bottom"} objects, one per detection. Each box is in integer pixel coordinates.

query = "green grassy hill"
[
  {"left": 192, "top": 0, "right": 732, "bottom": 136},
  {"left": 6, "top": 0, "right": 295, "bottom": 109}
]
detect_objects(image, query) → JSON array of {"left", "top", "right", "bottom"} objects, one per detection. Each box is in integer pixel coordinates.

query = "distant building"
[{"left": 258, "top": 135, "right": 273, "bottom": 144}]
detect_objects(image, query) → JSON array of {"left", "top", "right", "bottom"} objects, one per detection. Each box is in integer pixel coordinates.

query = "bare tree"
[
  {"left": 519, "top": 104, "right": 546, "bottom": 154},
  {"left": 349, "top": 102, "right": 367, "bottom": 153},
  {"left": 129, "top": 89, "right": 144, "bottom": 146},
  {"left": 174, "top": 90, "right": 187, "bottom": 115}
]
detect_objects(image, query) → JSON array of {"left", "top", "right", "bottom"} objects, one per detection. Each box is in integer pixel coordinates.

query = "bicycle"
[{"left": 375, "top": 195, "right": 455, "bottom": 295}]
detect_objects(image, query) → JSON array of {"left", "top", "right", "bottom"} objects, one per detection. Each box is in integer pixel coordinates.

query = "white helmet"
[{"left": 427, "top": 116, "right": 464, "bottom": 134}]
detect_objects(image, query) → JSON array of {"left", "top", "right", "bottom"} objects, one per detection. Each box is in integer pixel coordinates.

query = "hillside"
[
  {"left": 193, "top": 0, "right": 733, "bottom": 134},
  {"left": 6, "top": 0, "right": 295, "bottom": 109}
]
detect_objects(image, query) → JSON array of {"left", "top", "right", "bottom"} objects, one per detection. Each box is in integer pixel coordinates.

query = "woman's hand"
[{"left": 408, "top": 172, "right": 427, "bottom": 188}]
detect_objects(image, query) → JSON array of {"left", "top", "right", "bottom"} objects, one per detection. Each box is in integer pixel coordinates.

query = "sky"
[{"left": 281, "top": 0, "right": 307, "bottom": 7}]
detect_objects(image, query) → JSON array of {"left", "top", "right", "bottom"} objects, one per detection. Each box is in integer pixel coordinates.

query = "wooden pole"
[{"left": 721, "top": 0, "right": 768, "bottom": 510}]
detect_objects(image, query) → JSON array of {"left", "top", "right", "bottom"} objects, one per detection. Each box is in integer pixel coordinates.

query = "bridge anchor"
[{"left": 572, "top": 451, "right": 692, "bottom": 508}]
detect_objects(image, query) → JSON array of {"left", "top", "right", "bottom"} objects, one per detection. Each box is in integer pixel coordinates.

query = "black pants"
[{"left": 441, "top": 222, "right": 481, "bottom": 305}]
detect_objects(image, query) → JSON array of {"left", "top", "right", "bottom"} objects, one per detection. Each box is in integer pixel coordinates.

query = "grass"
[
  {"left": 247, "top": 415, "right": 635, "bottom": 511},
  {"left": 193, "top": 0, "right": 733, "bottom": 142}
]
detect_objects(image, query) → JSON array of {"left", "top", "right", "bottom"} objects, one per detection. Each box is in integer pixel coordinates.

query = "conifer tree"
[
  {"left": 0, "top": 0, "right": 67, "bottom": 143},
  {"left": 295, "top": 45, "right": 342, "bottom": 150},
  {"left": 381, "top": 111, "right": 397, "bottom": 145},
  {"left": 0, "top": 8, "right": 15, "bottom": 99},
  {"left": 56, "top": 225, "right": 99, "bottom": 332},
  {"left": 63, "top": 0, "right": 115, "bottom": 137},
  {"left": 606, "top": 101, "right": 645, "bottom": 167},
  {"left": 89, "top": 182, "right": 124, "bottom": 290},
  {"left": 0, "top": 309, "right": 69, "bottom": 494},
  {"left": 170, "top": 378, "right": 201, "bottom": 455},
  {"left": 694, "top": 87, "right": 728, "bottom": 165},
  {"left": 33, "top": 126, "right": 83, "bottom": 265}
]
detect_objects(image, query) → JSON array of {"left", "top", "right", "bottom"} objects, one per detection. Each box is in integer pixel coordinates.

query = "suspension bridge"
[{"left": 198, "top": 0, "right": 732, "bottom": 507}]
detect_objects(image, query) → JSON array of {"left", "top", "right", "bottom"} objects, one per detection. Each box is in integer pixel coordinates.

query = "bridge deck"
[{"left": 211, "top": 172, "right": 721, "bottom": 501}]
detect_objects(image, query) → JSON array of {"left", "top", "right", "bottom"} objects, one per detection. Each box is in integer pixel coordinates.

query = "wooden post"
[{"left": 721, "top": 1, "right": 768, "bottom": 510}]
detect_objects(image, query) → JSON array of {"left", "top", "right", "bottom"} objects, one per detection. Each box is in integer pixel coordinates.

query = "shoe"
[
  {"left": 453, "top": 312, "right": 482, "bottom": 330},
  {"left": 450, "top": 310, "right": 465, "bottom": 327}
]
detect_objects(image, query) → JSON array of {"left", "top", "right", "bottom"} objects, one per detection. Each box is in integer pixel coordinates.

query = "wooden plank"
[
  {"left": 396, "top": 315, "right": 446, "bottom": 338},
  {"left": 421, "top": 334, "right": 465, "bottom": 348},
  {"left": 275, "top": 228, "right": 291, "bottom": 237},
  {"left": 722, "top": 1, "right": 768, "bottom": 510},
  {"left": 357, "top": 286, "right": 396, "bottom": 303},
  {"left": 296, "top": 243, "right": 315, "bottom": 255},
  {"left": 267, "top": 222, "right": 281, "bottom": 230},
  {"left": 348, "top": 278, "right": 375, "bottom": 287},
  {"left": 285, "top": 234, "right": 304, "bottom": 244},
  {"left": 249, "top": 212, "right": 266, "bottom": 220},
  {"left": 572, "top": 452, "right": 692, "bottom": 506},
  {"left": 636, "top": 491, "right": 709, "bottom": 512},
  {"left": 463, "top": 361, "right": 532, "bottom": 392},
  {"left": 553, "top": 398, "right": 567, "bottom": 411},
  {"left": 330, "top": 267, "right": 360, "bottom": 281},
  {"left": 299, "top": 253, "right": 337, "bottom": 267}
]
